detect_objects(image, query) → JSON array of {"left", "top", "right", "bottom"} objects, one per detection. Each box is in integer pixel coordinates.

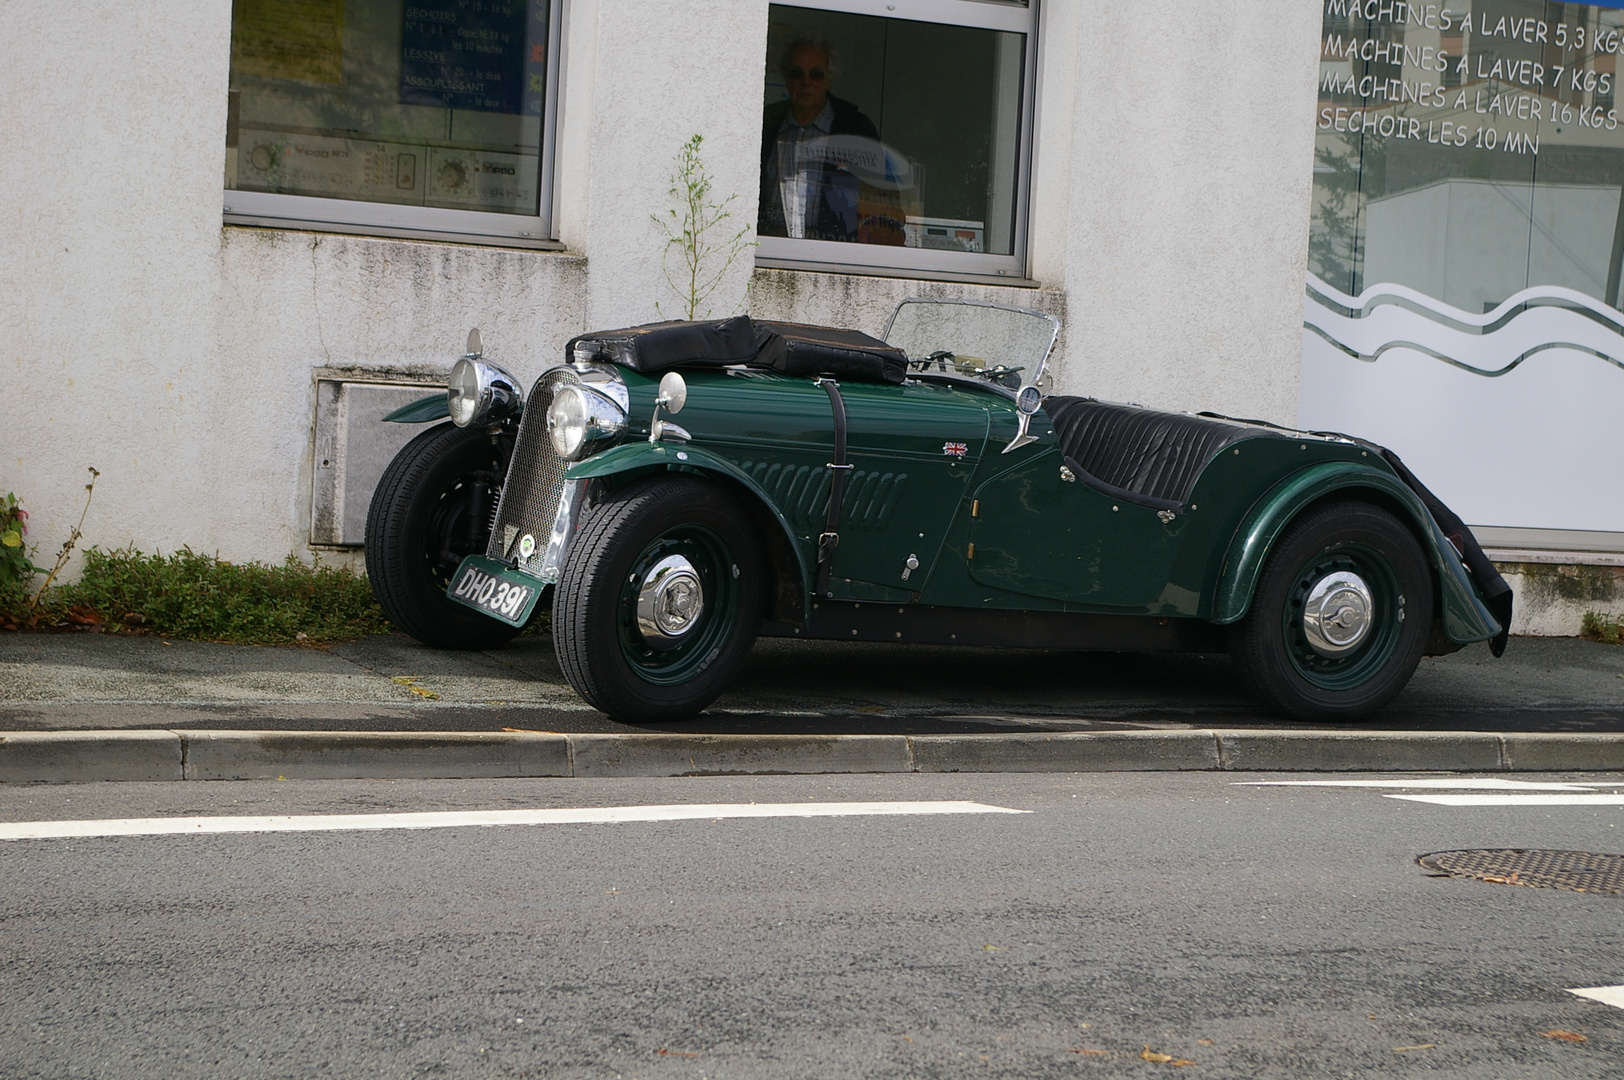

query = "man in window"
[{"left": 758, "top": 38, "right": 880, "bottom": 243}]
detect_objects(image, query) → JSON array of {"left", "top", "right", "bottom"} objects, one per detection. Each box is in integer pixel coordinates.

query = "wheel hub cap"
[
  {"left": 1302, "top": 570, "right": 1374, "bottom": 657},
  {"left": 635, "top": 554, "right": 705, "bottom": 649}
]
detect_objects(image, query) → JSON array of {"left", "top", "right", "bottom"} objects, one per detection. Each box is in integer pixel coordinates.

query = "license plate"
[{"left": 446, "top": 555, "right": 544, "bottom": 627}]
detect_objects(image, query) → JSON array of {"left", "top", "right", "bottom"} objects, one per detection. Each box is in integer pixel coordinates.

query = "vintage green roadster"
[{"left": 365, "top": 299, "right": 1511, "bottom": 723}]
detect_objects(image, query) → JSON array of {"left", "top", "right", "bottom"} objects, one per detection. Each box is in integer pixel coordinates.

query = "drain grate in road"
[{"left": 1419, "top": 850, "right": 1624, "bottom": 894}]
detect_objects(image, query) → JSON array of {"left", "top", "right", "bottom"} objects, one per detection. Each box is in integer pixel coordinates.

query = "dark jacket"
[{"left": 758, "top": 94, "right": 881, "bottom": 241}]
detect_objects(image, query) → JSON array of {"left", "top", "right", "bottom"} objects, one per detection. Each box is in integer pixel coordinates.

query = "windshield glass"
[{"left": 883, "top": 299, "right": 1058, "bottom": 387}]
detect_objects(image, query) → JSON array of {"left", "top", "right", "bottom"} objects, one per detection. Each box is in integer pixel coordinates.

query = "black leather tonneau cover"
[
  {"left": 753, "top": 321, "right": 908, "bottom": 385},
  {"left": 567, "top": 316, "right": 760, "bottom": 374},
  {"left": 567, "top": 316, "right": 906, "bottom": 384}
]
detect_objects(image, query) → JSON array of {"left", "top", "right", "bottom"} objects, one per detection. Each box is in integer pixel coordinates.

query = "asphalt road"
[
  {"left": 2, "top": 772, "right": 1622, "bottom": 1078},
  {"left": 3, "top": 632, "right": 1623, "bottom": 734}
]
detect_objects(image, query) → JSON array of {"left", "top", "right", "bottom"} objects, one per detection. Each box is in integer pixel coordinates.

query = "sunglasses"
[{"left": 785, "top": 67, "right": 828, "bottom": 81}]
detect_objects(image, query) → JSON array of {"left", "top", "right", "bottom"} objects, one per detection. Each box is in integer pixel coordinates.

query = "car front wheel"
[
  {"left": 364, "top": 422, "right": 522, "bottom": 650},
  {"left": 1228, "top": 500, "right": 1433, "bottom": 722},
  {"left": 553, "top": 475, "right": 763, "bottom": 722}
]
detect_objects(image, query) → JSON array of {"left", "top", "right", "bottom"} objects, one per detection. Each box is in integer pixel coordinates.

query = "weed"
[
  {"left": 30, "top": 467, "right": 98, "bottom": 611},
  {"left": 1581, "top": 611, "right": 1623, "bottom": 645},
  {"left": 652, "top": 133, "right": 754, "bottom": 320}
]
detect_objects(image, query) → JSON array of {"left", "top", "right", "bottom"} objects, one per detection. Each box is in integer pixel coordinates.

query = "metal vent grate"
[
  {"left": 1419, "top": 849, "right": 1624, "bottom": 894},
  {"left": 488, "top": 367, "right": 578, "bottom": 562}
]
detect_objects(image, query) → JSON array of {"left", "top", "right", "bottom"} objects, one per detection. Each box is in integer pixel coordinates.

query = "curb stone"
[
  {"left": 0, "top": 731, "right": 185, "bottom": 784},
  {"left": 3, "top": 729, "right": 1624, "bottom": 783}
]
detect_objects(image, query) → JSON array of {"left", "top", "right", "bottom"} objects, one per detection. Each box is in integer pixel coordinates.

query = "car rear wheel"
[
  {"left": 364, "top": 422, "right": 523, "bottom": 650},
  {"left": 1228, "top": 500, "right": 1433, "bottom": 722},
  {"left": 553, "top": 475, "right": 763, "bottom": 722}
]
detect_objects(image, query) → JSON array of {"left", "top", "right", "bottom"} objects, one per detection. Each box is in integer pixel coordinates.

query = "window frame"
[
  {"left": 755, "top": 0, "right": 1039, "bottom": 282},
  {"left": 222, "top": 0, "right": 564, "bottom": 245}
]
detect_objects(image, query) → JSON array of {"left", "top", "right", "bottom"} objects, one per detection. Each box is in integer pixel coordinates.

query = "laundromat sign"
[{"left": 1318, "top": 2, "right": 1621, "bottom": 151}]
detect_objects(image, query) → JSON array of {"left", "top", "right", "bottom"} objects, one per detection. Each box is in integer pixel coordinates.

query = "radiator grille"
[{"left": 488, "top": 367, "right": 578, "bottom": 561}]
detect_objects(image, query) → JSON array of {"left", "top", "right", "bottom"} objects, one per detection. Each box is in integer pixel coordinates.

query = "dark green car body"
[
  {"left": 371, "top": 303, "right": 1508, "bottom": 723},
  {"left": 559, "top": 366, "right": 1500, "bottom": 645}
]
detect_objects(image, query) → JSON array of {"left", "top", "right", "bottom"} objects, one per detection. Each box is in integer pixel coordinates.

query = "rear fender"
[
  {"left": 565, "top": 442, "right": 815, "bottom": 617},
  {"left": 1212, "top": 462, "right": 1500, "bottom": 645}
]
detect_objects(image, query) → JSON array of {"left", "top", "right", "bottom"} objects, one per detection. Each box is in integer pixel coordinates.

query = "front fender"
[
  {"left": 1212, "top": 462, "right": 1501, "bottom": 645},
  {"left": 383, "top": 393, "right": 450, "bottom": 423},
  {"left": 565, "top": 441, "right": 815, "bottom": 603}
]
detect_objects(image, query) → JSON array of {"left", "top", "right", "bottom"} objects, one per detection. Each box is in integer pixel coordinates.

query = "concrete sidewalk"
[
  {"left": 2, "top": 631, "right": 1622, "bottom": 781},
  {"left": 2, "top": 631, "right": 1621, "bottom": 735}
]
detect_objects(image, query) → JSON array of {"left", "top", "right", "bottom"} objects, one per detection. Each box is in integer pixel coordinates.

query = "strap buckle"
[{"left": 818, "top": 531, "right": 840, "bottom": 551}]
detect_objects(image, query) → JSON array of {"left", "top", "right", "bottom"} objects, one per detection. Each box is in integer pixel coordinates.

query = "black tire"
[
  {"left": 364, "top": 422, "right": 522, "bottom": 650},
  {"left": 554, "top": 475, "right": 763, "bottom": 722},
  {"left": 1228, "top": 500, "right": 1433, "bottom": 722}
]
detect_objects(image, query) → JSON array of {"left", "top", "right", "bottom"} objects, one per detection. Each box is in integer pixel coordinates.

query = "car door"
[
  {"left": 966, "top": 447, "right": 1184, "bottom": 610},
  {"left": 825, "top": 379, "right": 990, "bottom": 601}
]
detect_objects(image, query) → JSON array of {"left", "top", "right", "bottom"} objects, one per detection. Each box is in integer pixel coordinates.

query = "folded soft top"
[{"left": 567, "top": 315, "right": 907, "bottom": 385}]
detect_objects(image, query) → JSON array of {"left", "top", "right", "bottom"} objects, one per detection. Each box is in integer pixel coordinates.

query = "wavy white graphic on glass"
[
  {"left": 1304, "top": 276, "right": 1624, "bottom": 375},
  {"left": 1299, "top": 275, "right": 1624, "bottom": 535}
]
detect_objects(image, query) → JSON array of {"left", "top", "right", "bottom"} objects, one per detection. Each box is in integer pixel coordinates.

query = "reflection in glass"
[
  {"left": 1312, "top": 0, "right": 1624, "bottom": 312},
  {"left": 761, "top": 5, "right": 1024, "bottom": 256},
  {"left": 1302, "top": 0, "right": 1624, "bottom": 536},
  {"left": 225, "top": 0, "right": 548, "bottom": 216}
]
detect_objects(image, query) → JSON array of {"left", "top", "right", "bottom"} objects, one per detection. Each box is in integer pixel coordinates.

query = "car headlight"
[
  {"left": 547, "top": 382, "right": 626, "bottom": 460},
  {"left": 447, "top": 357, "right": 523, "bottom": 428}
]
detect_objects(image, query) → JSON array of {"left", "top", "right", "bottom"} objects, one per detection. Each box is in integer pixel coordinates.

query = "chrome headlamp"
[
  {"left": 547, "top": 381, "right": 627, "bottom": 460},
  {"left": 447, "top": 357, "right": 524, "bottom": 428}
]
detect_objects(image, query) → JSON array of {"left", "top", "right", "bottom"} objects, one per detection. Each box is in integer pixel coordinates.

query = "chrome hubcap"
[
  {"left": 1302, "top": 570, "right": 1374, "bottom": 657},
  {"left": 635, "top": 554, "right": 705, "bottom": 649}
]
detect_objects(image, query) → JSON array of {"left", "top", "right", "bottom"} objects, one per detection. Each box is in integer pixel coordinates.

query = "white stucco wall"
[
  {"left": 0, "top": 1, "right": 591, "bottom": 568},
  {"left": 2, "top": 0, "right": 1323, "bottom": 572},
  {"left": 557, "top": 0, "right": 769, "bottom": 327},
  {"left": 216, "top": 231, "right": 587, "bottom": 561},
  {"left": 1, "top": 0, "right": 235, "bottom": 564},
  {"left": 1050, "top": 0, "right": 1322, "bottom": 423}
]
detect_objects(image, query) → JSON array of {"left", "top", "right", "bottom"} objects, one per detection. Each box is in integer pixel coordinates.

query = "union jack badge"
[{"left": 942, "top": 441, "right": 969, "bottom": 458}]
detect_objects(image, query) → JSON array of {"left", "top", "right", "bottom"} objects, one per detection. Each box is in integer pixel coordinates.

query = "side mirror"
[
  {"left": 657, "top": 371, "right": 688, "bottom": 415},
  {"left": 649, "top": 371, "right": 691, "bottom": 444}
]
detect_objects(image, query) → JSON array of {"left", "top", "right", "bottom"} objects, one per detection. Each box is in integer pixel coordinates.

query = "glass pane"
[
  {"left": 226, "top": 0, "right": 548, "bottom": 216},
  {"left": 884, "top": 300, "right": 1056, "bottom": 377},
  {"left": 1304, "top": 0, "right": 1624, "bottom": 536},
  {"left": 761, "top": 4, "right": 1025, "bottom": 256},
  {"left": 1310, "top": 0, "right": 1624, "bottom": 312}
]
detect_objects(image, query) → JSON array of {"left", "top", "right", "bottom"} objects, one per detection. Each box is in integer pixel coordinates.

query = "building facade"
[{"left": 3, "top": 0, "right": 1616, "bottom": 632}]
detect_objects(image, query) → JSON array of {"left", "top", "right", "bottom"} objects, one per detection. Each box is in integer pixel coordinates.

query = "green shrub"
[
  {"left": 30, "top": 548, "right": 392, "bottom": 645},
  {"left": 1582, "top": 611, "right": 1623, "bottom": 645}
]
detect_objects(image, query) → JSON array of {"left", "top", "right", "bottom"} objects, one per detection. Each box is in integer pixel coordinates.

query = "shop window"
[
  {"left": 1303, "top": 0, "right": 1624, "bottom": 545},
  {"left": 224, "top": 0, "right": 559, "bottom": 244},
  {"left": 758, "top": 1, "right": 1036, "bottom": 280}
]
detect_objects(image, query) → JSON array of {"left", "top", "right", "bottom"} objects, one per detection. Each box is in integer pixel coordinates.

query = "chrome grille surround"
[{"left": 488, "top": 366, "right": 580, "bottom": 577}]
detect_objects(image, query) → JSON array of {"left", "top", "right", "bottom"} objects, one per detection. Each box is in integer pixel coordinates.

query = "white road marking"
[
  {"left": 1569, "top": 985, "right": 1624, "bottom": 1010},
  {"left": 0, "top": 801, "right": 1029, "bottom": 841},
  {"left": 1386, "top": 794, "right": 1624, "bottom": 806},
  {"left": 1236, "top": 779, "right": 1597, "bottom": 791}
]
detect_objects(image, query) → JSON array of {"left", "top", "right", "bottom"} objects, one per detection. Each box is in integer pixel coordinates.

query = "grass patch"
[
  {"left": 1581, "top": 611, "right": 1624, "bottom": 645},
  {"left": 3, "top": 547, "right": 392, "bottom": 645}
]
